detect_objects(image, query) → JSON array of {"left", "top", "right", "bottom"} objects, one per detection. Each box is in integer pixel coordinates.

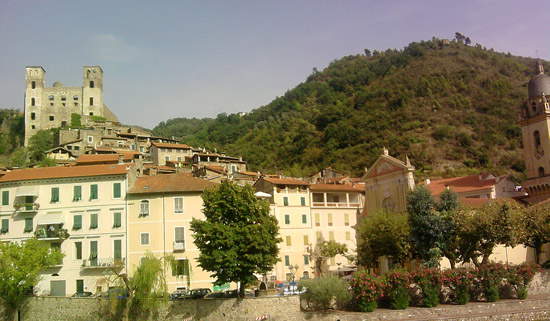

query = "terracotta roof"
[
  {"left": 151, "top": 142, "right": 191, "bottom": 149},
  {"left": 310, "top": 183, "right": 363, "bottom": 192},
  {"left": 93, "top": 147, "right": 117, "bottom": 153},
  {"left": 204, "top": 165, "right": 227, "bottom": 174},
  {"left": 459, "top": 198, "right": 491, "bottom": 208},
  {"left": 76, "top": 154, "right": 120, "bottom": 164},
  {"left": 238, "top": 171, "right": 260, "bottom": 177},
  {"left": 263, "top": 177, "right": 309, "bottom": 186},
  {"left": 129, "top": 173, "right": 216, "bottom": 194},
  {"left": 424, "top": 174, "right": 496, "bottom": 195},
  {"left": 0, "top": 164, "right": 128, "bottom": 182}
]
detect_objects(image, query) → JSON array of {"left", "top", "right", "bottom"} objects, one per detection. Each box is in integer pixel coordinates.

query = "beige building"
[
  {"left": 24, "top": 66, "right": 118, "bottom": 146},
  {"left": 150, "top": 142, "right": 193, "bottom": 166},
  {"left": 363, "top": 148, "right": 415, "bottom": 215},
  {"left": 126, "top": 173, "right": 216, "bottom": 291},
  {"left": 0, "top": 164, "right": 131, "bottom": 296}
]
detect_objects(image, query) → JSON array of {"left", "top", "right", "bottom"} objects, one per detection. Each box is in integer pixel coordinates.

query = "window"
[
  {"left": 61, "top": 96, "right": 66, "bottom": 101},
  {"left": 303, "top": 235, "right": 309, "bottom": 245},
  {"left": 172, "top": 259, "right": 190, "bottom": 276},
  {"left": 73, "top": 215, "right": 82, "bottom": 230},
  {"left": 300, "top": 197, "right": 306, "bottom": 206},
  {"left": 73, "top": 95, "right": 79, "bottom": 101},
  {"left": 24, "top": 217, "right": 33, "bottom": 232},
  {"left": 114, "top": 239, "right": 122, "bottom": 260},
  {"left": 113, "top": 183, "right": 121, "bottom": 199},
  {"left": 283, "top": 197, "right": 289, "bottom": 206},
  {"left": 1, "top": 218, "right": 8, "bottom": 233},
  {"left": 90, "top": 184, "right": 98, "bottom": 200},
  {"left": 73, "top": 185, "right": 82, "bottom": 201},
  {"left": 2, "top": 191, "right": 9, "bottom": 205},
  {"left": 113, "top": 212, "right": 121, "bottom": 228},
  {"left": 329, "top": 231, "right": 335, "bottom": 241},
  {"left": 315, "top": 213, "right": 320, "bottom": 227},
  {"left": 345, "top": 231, "right": 351, "bottom": 241},
  {"left": 344, "top": 214, "right": 350, "bottom": 226},
  {"left": 31, "top": 112, "right": 36, "bottom": 120},
  {"left": 90, "top": 81, "right": 95, "bottom": 88},
  {"left": 175, "top": 227, "right": 185, "bottom": 246},
  {"left": 89, "top": 97, "right": 94, "bottom": 106},
  {"left": 76, "top": 280, "right": 84, "bottom": 294},
  {"left": 539, "top": 167, "right": 545, "bottom": 177},
  {"left": 140, "top": 200, "right": 149, "bottom": 217},
  {"left": 286, "top": 236, "right": 292, "bottom": 246},
  {"left": 140, "top": 232, "right": 150, "bottom": 245},
  {"left": 174, "top": 197, "right": 183, "bottom": 213},
  {"left": 51, "top": 187, "right": 59, "bottom": 203},
  {"left": 75, "top": 242, "right": 82, "bottom": 260},
  {"left": 284, "top": 215, "right": 290, "bottom": 225},
  {"left": 328, "top": 213, "right": 333, "bottom": 226},
  {"left": 31, "top": 81, "right": 36, "bottom": 89},
  {"left": 87, "top": 136, "right": 93, "bottom": 144},
  {"left": 284, "top": 255, "right": 290, "bottom": 266},
  {"left": 302, "top": 214, "right": 307, "bottom": 224},
  {"left": 90, "top": 213, "right": 98, "bottom": 229},
  {"left": 31, "top": 125, "right": 35, "bottom": 129},
  {"left": 302, "top": 271, "right": 310, "bottom": 280},
  {"left": 49, "top": 115, "right": 54, "bottom": 121},
  {"left": 165, "top": 156, "right": 170, "bottom": 162},
  {"left": 316, "top": 231, "right": 322, "bottom": 242},
  {"left": 31, "top": 98, "right": 35, "bottom": 106},
  {"left": 48, "top": 95, "right": 54, "bottom": 101},
  {"left": 303, "top": 255, "right": 310, "bottom": 265},
  {"left": 74, "top": 146, "right": 80, "bottom": 151},
  {"left": 89, "top": 241, "right": 98, "bottom": 264}
]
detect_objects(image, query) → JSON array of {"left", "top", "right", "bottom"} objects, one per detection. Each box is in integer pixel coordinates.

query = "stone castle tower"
[
  {"left": 520, "top": 61, "right": 550, "bottom": 204},
  {"left": 24, "top": 66, "right": 117, "bottom": 146}
]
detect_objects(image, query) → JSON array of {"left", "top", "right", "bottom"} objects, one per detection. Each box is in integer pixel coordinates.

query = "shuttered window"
[
  {"left": 2, "top": 191, "right": 9, "bottom": 205},
  {"left": 75, "top": 242, "right": 82, "bottom": 260},
  {"left": 300, "top": 197, "right": 306, "bottom": 206},
  {"left": 1, "top": 219, "right": 8, "bottom": 233},
  {"left": 171, "top": 259, "right": 189, "bottom": 276},
  {"left": 140, "top": 201, "right": 149, "bottom": 216},
  {"left": 114, "top": 239, "right": 122, "bottom": 260},
  {"left": 286, "top": 236, "right": 292, "bottom": 246},
  {"left": 113, "top": 212, "right": 121, "bottom": 228},
  {"left": 73, "top": 186, "right": 82, "bottom": 201},
  {"left": 304, "top": 255, "right": 310, "bottom": 265},
  {"left": 24, "top": 217, "right": 33, "bottom": 232},
  {"left": 303, "top": 235, "right": 309, "bottom": 245},
  {"left": 90, "top": 184, "right": 98, "bottom": 200},
  {"left": 140, "top": 233, "right": 149, "bottom": 245},
  {"left": 90, "top": 241, "right": 98, "bottom": 264},
  {"left": 344, "top": 214, "right": 350, "bottom": 226},
  {"left": 175, "top": 227, "right": 185, "bottom": 243},
  {"left": 51, "top": 187, "right": 59, "bottom": 203},
  {"left": 327, "top": 213, "right": 333, "bottom": 226},
  {"left": 113, "top": 183, "right": 121, "bottom": 198},
  {"left": 284, "top": 215, "right": 290, "bottom": 224},
  {"left": 284, "top": 255, "right": 290, "bottom": 266},
  {"left": 174, "top": 197, "right": 183, "bottom": 213},
  {"left": 73, "top": 215, "right": 82, "bottom": 230},
  {"left": 90, "top": 213, "right": 98, "bottom": 229}
]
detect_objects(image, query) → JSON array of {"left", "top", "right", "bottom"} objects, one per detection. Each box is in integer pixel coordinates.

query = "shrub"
[
  {"left": 441, "top": 268, "right": 473, "bottom": 305},
  {"left": 411, "top": 268, "right": 441, "bottom": 307},
  {"left": 349, "top": 269, "right": 383, "bottom": 312},
  {"left": 382, "top": 270, "right": 411, "bottom": 310},
  {"left": 299, "top": 276, "right": 351, "bottom": 311},
  {"left": 505, "top": 264, "right": 540, "bottom": 299},
  {"left": 474, "top": 263, "right": 507, "bottom": 302}
]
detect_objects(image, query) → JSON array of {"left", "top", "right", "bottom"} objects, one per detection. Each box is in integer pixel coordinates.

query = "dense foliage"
[
  {"left": 0, "top": 109, "right": 24, "bottom": 163},
  {"left": 190, "top": 181, "right": 280, "bottom": 296},
  {"left": 153, "top": 38, "right": 546, "bottom": 178},
  {"left": 299, "top": 275, "right": 351, "bottom": 311}
]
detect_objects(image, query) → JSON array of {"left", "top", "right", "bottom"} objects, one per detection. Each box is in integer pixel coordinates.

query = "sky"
[{"left": 1, "top": 0, "right": 549, "bottom": 129}]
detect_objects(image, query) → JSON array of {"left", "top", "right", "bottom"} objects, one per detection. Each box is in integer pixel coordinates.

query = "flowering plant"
[
  {"left": 441, "top": 268, "right": 474, "bottom": 304},
  {"left": 382, "top": 269, "right": 411, "bottom": 309},
  {"left": 410, "top": 268, "right": 442, "bottom": 307},
  {"left": 349, "top": 269, "right": 383, "bottom": 311},
  {"left": 505, "top": 263, "right": 540, "bottom": 299}
]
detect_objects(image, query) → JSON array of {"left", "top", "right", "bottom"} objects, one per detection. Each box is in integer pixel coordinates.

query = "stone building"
[{"left": 24, "top": 66, "right": 118, "bottom": 146}]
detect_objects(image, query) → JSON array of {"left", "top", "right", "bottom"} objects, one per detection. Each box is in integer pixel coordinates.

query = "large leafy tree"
[
  {"left": 310, "top": 240, "right": 348, "bottom": 277},
  {"left": 356, "top": 211, "right": 411, "bottom": 268},
  {"left": 515, "top": 203, "right": 550, "bottom": 264},
  {"left": 0, "top": 239, "right": 63, "bottom": 320},
  {"left": 191, "top": 181, "right": 280, "bottom": 296},
  {"left": 27, "top": 129, "right": 56, "bottom": 164}
]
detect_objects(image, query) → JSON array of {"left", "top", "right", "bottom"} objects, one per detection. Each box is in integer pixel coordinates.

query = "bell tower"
[
  {"left": 82, "top": 66, "right": 104, "bottom": 119},
  {"left": 520, "top": 60, "right": 550, "bottom": 204},
  {"left": 24, "top": 66, "right": 46, "bottom": 146}
]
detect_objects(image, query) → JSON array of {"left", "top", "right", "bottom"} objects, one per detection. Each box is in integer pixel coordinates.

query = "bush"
[
  {"left": 505, "top": 264, "right": 540, "bottom": 299},
  {"left": 299, "top": 276, "right": 351, "bottom": 311},
  {"left": 382, "top": 270, "right": 411, "bottom": 309},
  {"left": 411, "top": 268, "right": 441, "bottom": 307},
  {"left": 441, "top": 268, "right": 473, "bottom": 304},
  {"left": 474, "top": 263, "right": 507, "bottom": 302},
  {"left": 349, "top": 269, "right": 383, "bottom": 312}
]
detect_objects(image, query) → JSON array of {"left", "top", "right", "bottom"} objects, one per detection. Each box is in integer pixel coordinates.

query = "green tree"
[
  {"left": 190, "top": 181, "right": 280, "bottom": 296},
  {"left": 407, "top": 186, "right": 444, "bottom": 261},
  {"left": 7, "top": 147, "right": 29, "bottom": 168},
  {"left": 0, "top": 239, "right": 64, "bottom": 321},
  {"left": 356, "top": 211, "right": 411, "bottom": 268},
  {"left": 28, "top": 129, "right": 55, "bottom": 164},
  {"left": 515, "top": 203, "right": 550, "bottom": 264},
  {"left": 310, "top": 240, "right": 348, "bottom": 277}
]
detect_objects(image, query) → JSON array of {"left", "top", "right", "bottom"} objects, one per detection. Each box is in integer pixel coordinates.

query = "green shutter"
[
  {"left": 302, "top": 214, "right": 307, "bottom": 224},
  {"left": 113, "top": 212, "right": 121, "bottom": 228},
  {"left": 113, "top": 183, "right": 121, "bottom": 198},
  {"left": 114, "top": 239, "right": 121, "bottom": 260},
  {"left": 73, "top": 215, "right": 82, "bottom": 230},
  {"left": 24, "top": 217, "right": 33, "bottom": 232},
  {"left": 73, "top": 186, "right": 82, "bottom": 201},
  {"left": 51, "top": 187, "right": 59, "bottom": 203},
  {"left": 90, "top": 241, "right": 98, "bottom": 265},
  {"left": 301, "top": 197, "right": 306, "bottom": 206},
  {"left": 1, "top": 219, "right": 8, "bottom": 233},
  {"left": 2, "top": 191, "right": 9, "bottom": 206},
  {"left": 90, "top": 184, "right": 98, "bottom": 200},
  {"left": 284, "top": 215, "right": 290, "bottom": 224},
  {"left": 284, "top": 255, "right": 290, "bottom": 266},
  {"left": 75, "top": 242, "right": 82, "bottom": 260},
  {"left": 304, "top": 255, "right": 309, "bottom": 265},
  {"left": 76, "top": 280, "right": 84, "bottom": 294},
  {"left": 283, "top": 197, "right": 288, "bottom": 206},
  {"left": 90, "top": 213, "right": 98, "bottom": 229}
]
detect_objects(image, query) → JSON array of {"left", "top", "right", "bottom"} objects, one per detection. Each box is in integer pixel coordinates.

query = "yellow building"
[{"left": 126, "top": 173, "right": 216, "bottom": 291}]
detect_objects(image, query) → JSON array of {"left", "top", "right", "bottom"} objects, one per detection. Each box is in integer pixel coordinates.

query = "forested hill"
[{"left": 153, "top": 38, "right": 548, "bottom": 178}]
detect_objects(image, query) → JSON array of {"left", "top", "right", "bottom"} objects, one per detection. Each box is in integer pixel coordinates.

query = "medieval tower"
[
  {"left": 520, "top": 61, "right": 550, "bottom": 204},
  {"left": 24, "top": 66, "right": 117, "bottom": 146}
]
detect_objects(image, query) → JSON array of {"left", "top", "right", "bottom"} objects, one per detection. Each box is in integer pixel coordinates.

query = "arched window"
[
  {"left": 538, "top": 167, "right": 545, "bottom": 177},
  {"left": 31, "top": 98, "right": 35, "bottom": 106},
  {"left": 139, "top": 200, "right": 149, "bottom": 217},
  {"left": 534, "top": 131, "right": 542, "bottom": 149}
]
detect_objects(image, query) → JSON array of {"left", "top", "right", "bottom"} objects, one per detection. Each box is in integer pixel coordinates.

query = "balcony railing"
[
  {"left": 311, "top": 202, "right": 361, "bottom": 208},
  {"left": 34, "top": 226, "right": 69, "bottom": 240},
  {"left": 81, "top": 258, "right": 125, "bottom": 269},
  {"left": 14, "top": 202, "right": 39, "bottom": 213}
]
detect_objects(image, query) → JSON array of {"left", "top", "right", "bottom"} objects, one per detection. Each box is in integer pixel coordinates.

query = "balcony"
[
  {"left": 311, "top": 192, "right": 361, "bottom": 208},
  {"left": 173, "top": 241, "right": 185, "bottom": 251},
  {"left": 13, "top": 202, "right": 39, "bottom": 214},
  {"left": 81, "top": 258, "right": 125, "bottom": 269},
  {"left": 311, "top": 202, "right": 361, "bottom": 208},
  {"left": 34, "top": 225, "right": 69, "bottom": 241}
]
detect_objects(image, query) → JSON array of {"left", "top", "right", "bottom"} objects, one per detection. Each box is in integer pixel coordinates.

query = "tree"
[
  {"left": 104, "top": 253, "right": 167, "bottom": 321},
  {"left": 0, "top": 239, "right": 63, "bottom": 321},
  {"left": 190, "top": 181, "right": 280, "bottom": 296},
  {"left": 309, "top": 240, "right": 348, "bottom": 277},
  {"left": 7, "top": 147, "right": 29, "bottom": 168},
  {"left": 515, "top": 203, "right": 550, "bottom": 264},
  {"left": 356, "top": 211, "right": 411, "bottom": 268},
  {"left": 27, "top": 129, "right": 55, "bottom": 164}
]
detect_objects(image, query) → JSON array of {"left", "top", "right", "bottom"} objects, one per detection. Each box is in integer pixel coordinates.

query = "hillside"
[
  {"left": 153, "top": 38, "right": 547, "bottom": 179},
  {"left": 0, "top": 109, "right": 25, "bottom": 165}
]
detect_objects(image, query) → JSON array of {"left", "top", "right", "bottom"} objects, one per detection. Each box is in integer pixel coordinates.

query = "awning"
[
  {"left": 254, "top": 192, "right": 272, "bottom": 198},
  {"left": 15, "top": 186, "right": 39, "bottom": 197},
  {"left": 37, "top": 213, "right": 65, "bottom": 225}
]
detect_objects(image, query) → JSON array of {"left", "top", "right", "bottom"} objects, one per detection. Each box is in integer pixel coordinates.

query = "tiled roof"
[
  {"left": 424, "top": 174, "right": 496, "bottom": 195},
  {"left": 263, "top": 177, "right": 309, "bottom": 186},
  {"left": 0, "top": 164, "right": 128, "bottom": 182},
  {"left": 205, "top": 165, "right": 227, "bottom": 174},
  {"left": 238, "top": 171, "right": 260, "bottom": 177},
  {"left": 76, "top": 154, "right": 120, "bottom": 164},
  {"left": 129, "top": 173, "right": 216, "bottom": 194},
  {"left": 151, "top": 142, "right": 192, "bottom": 149},
  {"left": 310, "top": 183, "right": 363, "bottom": 192}
]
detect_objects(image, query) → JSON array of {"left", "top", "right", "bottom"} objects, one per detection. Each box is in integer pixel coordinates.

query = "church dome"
[
  {"left": 52, "top": 81, "right": 63, "bottom": 87},
  {"left": 528, "top": 73, "right": 550, "bottom": 98}
]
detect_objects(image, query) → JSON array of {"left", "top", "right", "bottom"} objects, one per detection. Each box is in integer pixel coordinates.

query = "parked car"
[
  {"left": 187, "top": 288, "right": 211, "bottom": 299},
  {"left": 169, "top": 289, "right": 188, "bottom": 300},
  {"left": 72, "top": 291, "right": 93, "bottom": 298}
]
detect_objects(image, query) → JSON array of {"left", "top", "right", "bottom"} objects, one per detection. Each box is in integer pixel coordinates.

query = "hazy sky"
[{"left": 1, "top": 0, "right": 549, "bottom": 129}]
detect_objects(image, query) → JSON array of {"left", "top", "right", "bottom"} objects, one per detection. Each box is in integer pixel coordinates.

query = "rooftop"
[
  {"left": 129, "top": 173, "right": 216, "bottom": 194},
  {"left": 0, "top": 164, "right": 128, "bottom": 183},
  {"left": 262, "top": 177, "right": 309, "bottom": 186},
  {"left": 310, "top": 183, "right": 363, "bottom": 192},
  {"left": 151, "top": 142, "right": 192, "bottom": 149},
  {"left": 424, "top": 174, "right": 496, "bottom": 195}
]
